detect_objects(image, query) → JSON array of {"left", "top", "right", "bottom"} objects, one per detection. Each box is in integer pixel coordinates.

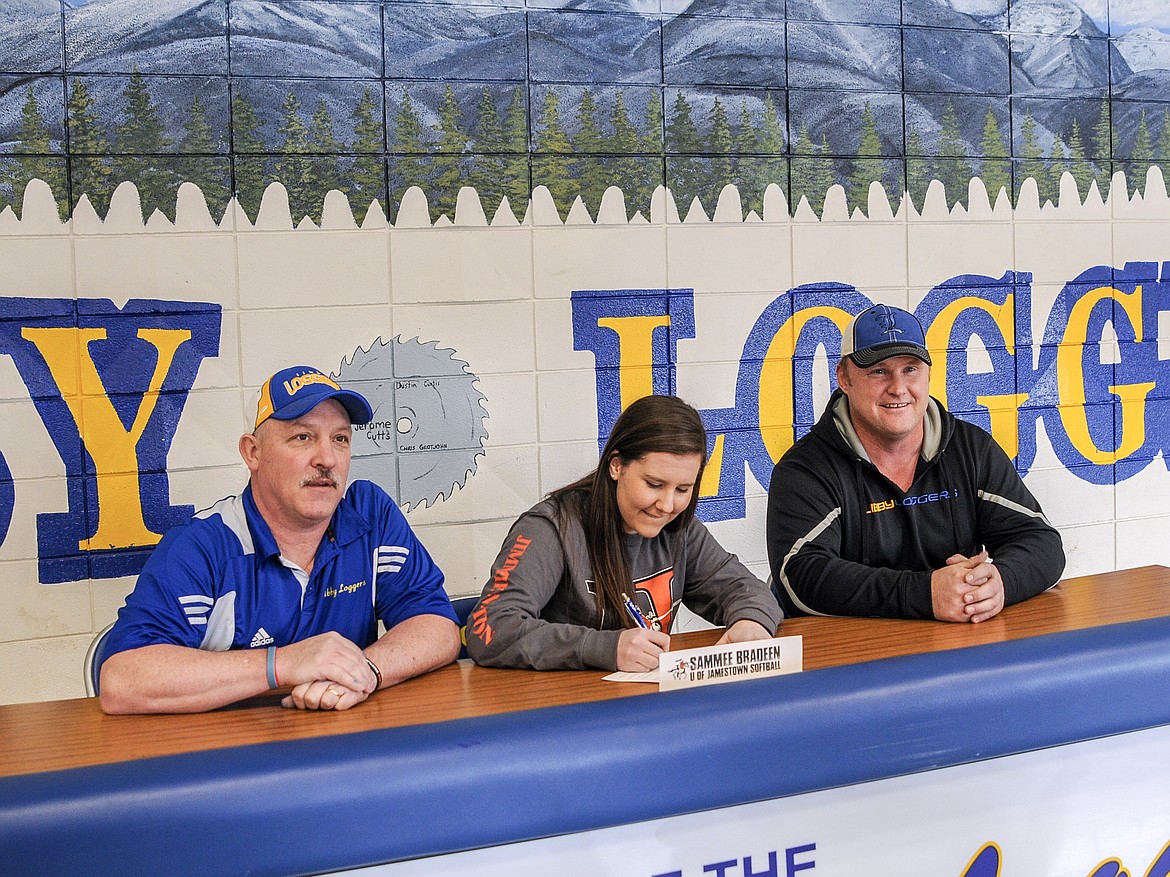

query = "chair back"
[
  {"left": 83, "top": 622, "right": 116, "bottom": 697},
  {"left": 450, "top": 595, "right": 479, "bottom": 659}
]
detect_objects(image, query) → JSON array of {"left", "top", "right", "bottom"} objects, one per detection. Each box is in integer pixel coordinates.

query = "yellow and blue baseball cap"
[
  {"left": 254, "top": 365, "right": 373, "bottom": 429},
  {"left": 841, "top": 304, "right": 932, "bottom": 368}
]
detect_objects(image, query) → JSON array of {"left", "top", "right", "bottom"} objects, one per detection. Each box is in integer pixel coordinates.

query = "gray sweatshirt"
[{"left": 466, "top": 496, "right": 783, "bottom": 670}]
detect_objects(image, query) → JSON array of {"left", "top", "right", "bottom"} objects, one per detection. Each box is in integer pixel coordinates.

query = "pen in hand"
[{"left": 621, "top": 592, "right": 649, "bottom": 629}]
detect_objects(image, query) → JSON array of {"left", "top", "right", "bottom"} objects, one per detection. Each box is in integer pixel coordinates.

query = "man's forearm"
[
  {"left": 99, "top": 643, "right": 272, "bottom": 715},
  {"left": 365, "top": 614, "right": 461, "bottom": 688}
]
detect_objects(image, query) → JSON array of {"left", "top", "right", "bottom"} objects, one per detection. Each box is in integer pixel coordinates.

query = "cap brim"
[
  {"left": 848, "top": 343, "right": 932, "bottom": 368},
  {"left": 270, "top": 388, "right": 373, "bottom": 425}
]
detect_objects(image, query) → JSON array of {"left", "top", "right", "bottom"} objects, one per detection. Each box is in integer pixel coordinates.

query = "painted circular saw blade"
[{"left": 334, "top": 336, "right": 488, "bottom": 509}]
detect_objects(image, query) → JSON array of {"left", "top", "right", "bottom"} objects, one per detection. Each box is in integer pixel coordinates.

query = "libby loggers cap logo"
[
  {"left": 284, "top": 372, "right": 340, "bottom": 395},
  {"left": 873, "top": 305, "right": 904, "bottom": 342}
]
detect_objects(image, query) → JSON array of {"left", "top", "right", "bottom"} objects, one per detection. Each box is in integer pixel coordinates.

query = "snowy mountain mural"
[{"left": 1, "top": 0, "right": 1168, "bottom": 221}]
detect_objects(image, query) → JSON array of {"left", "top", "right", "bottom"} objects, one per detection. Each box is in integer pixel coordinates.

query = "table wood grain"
[{"left": 3, "top": 565, "right": 1168, "bottom": 779}]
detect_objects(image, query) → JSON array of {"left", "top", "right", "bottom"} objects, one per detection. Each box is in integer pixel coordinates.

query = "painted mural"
[
  {"left": 572, "top": 267, "right": 1170, "bottom": 523},
  {"left": 3, "top": 0, "right": 1170, "bottom": 222}
]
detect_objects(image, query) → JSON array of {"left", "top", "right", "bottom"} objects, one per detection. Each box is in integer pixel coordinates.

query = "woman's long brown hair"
[{"left": 549, "top": 395, "right": 708, "bottom": 627}]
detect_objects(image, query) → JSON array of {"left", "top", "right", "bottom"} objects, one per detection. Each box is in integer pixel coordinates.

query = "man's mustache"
[{"left": 301, "top": 469, "right": 339, "bottom": 488}]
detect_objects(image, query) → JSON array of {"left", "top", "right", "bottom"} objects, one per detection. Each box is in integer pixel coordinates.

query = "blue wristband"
[{"left": 266, "top": 645, "right": 278, "bottom": 689}]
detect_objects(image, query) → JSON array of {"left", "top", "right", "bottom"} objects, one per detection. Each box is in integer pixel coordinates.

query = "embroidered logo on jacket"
[
  {"left": 867, "top": 489, "right": 958, "bottom": 513},
  {"left": 325, "top": 580, "right": 368, "bottom": 599}
]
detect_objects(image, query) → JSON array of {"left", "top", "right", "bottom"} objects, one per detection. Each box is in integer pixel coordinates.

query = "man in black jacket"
[{"left": 766, "top": 304, "right": 1065, "bottom": 622}]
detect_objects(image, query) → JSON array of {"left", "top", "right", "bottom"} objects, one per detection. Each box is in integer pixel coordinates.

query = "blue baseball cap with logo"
[
  {"left": 254, "top": 365, "right": 373, "bottom": 429},
  {"left": 841, "top": 304, "right": 932, "bottom": 368}
]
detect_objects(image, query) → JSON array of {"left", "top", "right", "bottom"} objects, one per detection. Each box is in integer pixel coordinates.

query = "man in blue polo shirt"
[{"left": 99, "top": 365, "right": 460, "bottom": 714}]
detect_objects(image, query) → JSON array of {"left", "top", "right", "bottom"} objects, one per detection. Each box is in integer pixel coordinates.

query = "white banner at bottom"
[{"left": 368, "top": 724, "right": 1170, "bottom": 877}]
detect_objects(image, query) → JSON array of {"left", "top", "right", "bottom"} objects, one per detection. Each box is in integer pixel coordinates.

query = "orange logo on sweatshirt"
[{"left": 629, "top": 568, "right": 675, "bottom": 632}]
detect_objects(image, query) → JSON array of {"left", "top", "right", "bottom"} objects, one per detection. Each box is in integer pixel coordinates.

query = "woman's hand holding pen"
[{"left": 616, "top": 628, "right": 671, "bottom": 672}]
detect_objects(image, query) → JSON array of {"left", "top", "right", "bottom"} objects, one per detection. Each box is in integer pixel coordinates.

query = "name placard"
[{"left": 658, "top": 636, "right": 803, "bottom": 691}]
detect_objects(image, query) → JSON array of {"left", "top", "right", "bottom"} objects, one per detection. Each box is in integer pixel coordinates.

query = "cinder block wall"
[{"left": 1, "top": 174, "right": 1167, "bottom": 704}]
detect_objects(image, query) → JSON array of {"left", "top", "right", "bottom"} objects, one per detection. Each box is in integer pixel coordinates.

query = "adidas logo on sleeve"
[{"left": 250, "top": 628, "right": 274, "bottom": 648}]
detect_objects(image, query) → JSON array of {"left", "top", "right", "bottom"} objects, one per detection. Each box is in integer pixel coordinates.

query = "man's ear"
[
  {"left": 239, "top": 432, "right": 261, "bottom": 473},
  {"left": 835, "top": 359, "right": 850, "bottom": 390}
]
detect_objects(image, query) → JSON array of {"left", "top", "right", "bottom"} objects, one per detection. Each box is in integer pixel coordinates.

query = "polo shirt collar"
[
  {"left": 241, "top": 482, "right": 371, "bottom": 562},
  {"left": 241, "top": 484, "right": 282, "bottom": 562}
]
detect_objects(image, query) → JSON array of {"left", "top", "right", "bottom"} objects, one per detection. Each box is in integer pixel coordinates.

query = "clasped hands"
[
  {"left": 931, "top": 550, "right": 1005, "bottom": 624},
  {"left": 272, "top": 632, "right": 378, "bottom": 711}
]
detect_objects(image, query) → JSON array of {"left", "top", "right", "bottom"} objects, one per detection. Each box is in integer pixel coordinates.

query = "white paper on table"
[{"left": 601, "top": 670, "right": 659, "bottom": 683}]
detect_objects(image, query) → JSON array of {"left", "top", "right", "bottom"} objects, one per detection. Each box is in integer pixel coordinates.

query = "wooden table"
[
  {"left": 6, "top": 566, "right": 1170, "bottom": 877},
  {"left": 3, "top": 565, "right": 1169, "bottom": 778}
]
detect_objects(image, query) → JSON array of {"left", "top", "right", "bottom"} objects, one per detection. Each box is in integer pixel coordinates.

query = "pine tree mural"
[
  {"left": 1158, "top": 109, "right": 1170, "bottom": 171},
  {"left": 1128, "top": 110, "right": 1153, "bottom": 195},
  {"left": 351, "top": 88, "right": 386, "bottom": 212},
  {"left": 732, "top": 98, "right": 760, "bottom": 213},
  {"left": 1089, "top": 96, "right": 1112, "bottom": 192},
  {"left": 790, "top": 121, "right": 816, "bottom": 213},
  {"left": 636, "top": 89, "right": 665, "bottom": 213},
  {"left": 500, "top": 87, "right": 528, "bottom": 216},
  {"left": 574, "top": 89, "right": 607, "bottom": 216},
  {"left": 1047, "top": 131, "right": 1068, "bottom": 202},
  {"left": 748, "top": 93, "right": 787, "bottom": 214},
  {"left": 470, "top": 86, "right": 506, "bottom": 214},
  {"left": 391, "top": 86, "right": 431, "bottom": 213},
  {"left": 818, "top": 136, "right": 836, "bottom": 206},
  {"left": 393, "top": 87, "right": 428, "bottom": 155},
  {"left": 432, "top": 84, "right": 468, "bottom": 218},
  {"left": 1017, "top": 112, "right": 1047, "bottom": 203},
  {"left": 935, "top": 99, "right": 971, "bottom": 207},
  {"left": 666, "top": 92, "right": 705, "bottom": 211},
  {"left": 500, "top": 86, "right": 530, "bottom": 218},
  {"left": 642, "top": 90, "right": 664, "bottom": 156},
  {"left": 115, "top": 70, "right": 177, "bottom": 218},
  {"left": 4, "top": 6, "right": 1155, "bottom": 229},
  {"left": 178, "top": 93, "right": 227, "bottom": 216},
  {"left": 790, "top": 120, "right": 833, "bottom": 215},
  {"left": 733, "top": 99, "right": 757, "bottom": 157},
  {"left": 847, "top": 103, "right": 887, "bottom": 213},
  {"left": 6, "top": 86, "right": 66, "bottom": 217},
  {"left": 67, "top": 78, "right": 112, "bottom": 215},
  {"left": 708, "top": 98, "right": 734, "bottom": 210},
  {"left": 231, "top": 90, "right": 267, "bottom": 221},
  {"left": 307, "top": 98, "right": 343, "bottom": 202},
  {"left": 274, "top": 92, "right": 314, "bottom": 220},
  {"left": 1066, "top": 119, "right": 1094, "bottom": 199},
  {"left": 608, "top": 89, "right": 649, "bottom": 218},
  {"left": 977, "top": 107, "right": 1010, "bottom": 205},
  {"left": 534, "top": 89, "right": 576, "bottom": 217},
  {"left": 906, "top": 124, "right": 932, "bottom": 211}
]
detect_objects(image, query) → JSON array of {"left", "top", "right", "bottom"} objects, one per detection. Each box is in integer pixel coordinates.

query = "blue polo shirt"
[{"left": 101, "top": 480, "right": 456, "bottom": 664}]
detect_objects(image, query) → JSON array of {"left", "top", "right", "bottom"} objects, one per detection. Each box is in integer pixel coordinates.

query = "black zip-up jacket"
[{"left": 766, "top": 391, "right": 1065, "bottom": 618}]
